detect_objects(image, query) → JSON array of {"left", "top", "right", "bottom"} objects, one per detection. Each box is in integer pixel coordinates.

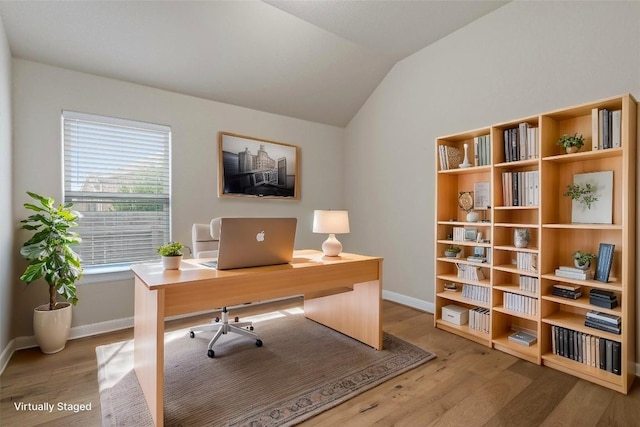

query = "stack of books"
[
  {"left": 589, "top": 289, "right": 618, "bottom": 309},
  {"left": 555, "top": 266, "right": 594, "bottom": 281},
  {"left": 468, "top": 307, "right": 490, "bottom": 334},
  {"left": 585, "top": 310, "right": 621, "bottom": 335},
  {"left": 552, "top": 284, "right": 582, "bottom": 300},
  {"left": 508, "top": 330, "right": 537, "bottom": 347}
]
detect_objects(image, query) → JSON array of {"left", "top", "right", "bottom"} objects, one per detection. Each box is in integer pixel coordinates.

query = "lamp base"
[{"left": 321, "top": 234, "right": 343, "bottom": 257}]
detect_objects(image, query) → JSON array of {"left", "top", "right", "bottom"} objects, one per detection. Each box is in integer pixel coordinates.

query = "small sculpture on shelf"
[
  {"left": 556, "top": 133, "right": 585, "bottom": 154},
  {"left": 573, "top": 250, "right": 596, "bottom": 270},
  {"left": 514, "top": 228, "right": 530, "bottom": 248}
]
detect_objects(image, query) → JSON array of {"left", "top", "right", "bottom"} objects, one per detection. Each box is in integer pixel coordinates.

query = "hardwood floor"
[{"left": 1, "top": 298, "right": 639, "bottom": 426}]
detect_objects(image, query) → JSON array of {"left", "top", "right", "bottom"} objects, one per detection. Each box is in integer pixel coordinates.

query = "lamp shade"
[{"left": 312, "top": 210, "right": 350, "bottom": 234}]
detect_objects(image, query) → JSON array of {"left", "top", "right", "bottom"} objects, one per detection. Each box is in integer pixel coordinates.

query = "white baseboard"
[{"left": 382, "top": 290, "right": 434, "bottom": 313}]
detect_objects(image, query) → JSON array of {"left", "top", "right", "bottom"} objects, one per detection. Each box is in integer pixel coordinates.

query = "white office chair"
[{"left": 188, "top": 219, "right": 262, "bottom": 358}]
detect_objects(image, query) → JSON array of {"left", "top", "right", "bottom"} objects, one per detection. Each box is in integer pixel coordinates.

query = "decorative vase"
[
  {"left": 466, "top": 211, "right": 480, "bottom": 222},
  {"left": 444, "top": 251, "right": 459, "bottom": 258},
  {"left": 459, "top": 143, "right": 472, "bottom": 168},
  {"left": 574, "top": 259, "right": 590, "bottom": 270},
  {"left": 162, "top": 255, "right": 183, "bottom": 270},
  {"left": 566, "top": 146, "right": 579, "bottom": 154},
  {"left": 33, "top": 302, "right": 72, "bottom": 354},
  {"left": 514, "top": 228, "right": 530, "bottom": 248}
]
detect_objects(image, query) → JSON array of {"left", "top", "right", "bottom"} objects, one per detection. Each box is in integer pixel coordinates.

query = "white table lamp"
[{"left": 313, "top": 210, "right": 350, "bottom": 257}]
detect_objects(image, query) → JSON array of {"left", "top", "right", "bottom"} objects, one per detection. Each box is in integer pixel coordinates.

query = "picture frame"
[
  {"left": 218, "top": 132, "right": 300, "bottom": 199},
  {"left": 473, "top": 181, "right": 490, "bottom": 210},
  {"left": 464, "top": 227, "right": 478, "bottom": 241},
  {"left": 570, "top": 171, "right": 613, "bottom": 224}
]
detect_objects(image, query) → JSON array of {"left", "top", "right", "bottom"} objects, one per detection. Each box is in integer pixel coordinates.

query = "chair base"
[{"left": 189, "top": 307, "right": 262, "bottom": 358}]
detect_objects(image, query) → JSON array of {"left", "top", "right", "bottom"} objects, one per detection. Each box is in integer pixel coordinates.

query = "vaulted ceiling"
[{"left": 0, "top": 1, "right": 507, "bottom": 127}]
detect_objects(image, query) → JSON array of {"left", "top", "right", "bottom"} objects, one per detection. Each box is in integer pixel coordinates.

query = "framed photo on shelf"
[
  {"left": 473, "top": 181, "right": 490, "bottom": 210},
  {"left": 464, "top": 227, "right": 478, "bottom": 241},
  {"left": 569, "top": 171, "right": 612, "bottom": 224},
  {"left": 218, "top": 132, "right": 300, "bottom": 199}
]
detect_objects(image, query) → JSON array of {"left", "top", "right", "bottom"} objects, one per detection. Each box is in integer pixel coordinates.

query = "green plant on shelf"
[{"left": 556, "top": 133, "right": 585, "bottom": 150}]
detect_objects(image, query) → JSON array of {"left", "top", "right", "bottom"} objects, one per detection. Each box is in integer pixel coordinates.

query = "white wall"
[
  {"left": 11, "top": 59, "right": 345, "bottom": 338},
  {"left": 0, "top": 15, "right": 13, "bottom": 359},
  {"left": 345, "top": 2, "right": 640, "bottom": 316}
]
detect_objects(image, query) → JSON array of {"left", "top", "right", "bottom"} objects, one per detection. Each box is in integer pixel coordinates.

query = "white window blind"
[{"left": 63, "top": 111, "right": 171, "bottom": 272}]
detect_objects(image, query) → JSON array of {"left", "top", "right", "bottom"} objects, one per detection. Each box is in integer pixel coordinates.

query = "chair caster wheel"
[
  {"left": 249, "top": 326, "right": 254, "bottom": 331},
  {"left": 214, "top": 317, "right": 220, "bottom": 322},
  {"left": 189, "top": 331, "right": 195, "bottom": 338},
  {"left": 234, "top": 316, "right": 240, "bottom": 323},
  {"left": 207, "top": 349, "right": 215, "bottom": 358},
  {"left": 256, "top": 339, "right": 263, "bottom": 347}
]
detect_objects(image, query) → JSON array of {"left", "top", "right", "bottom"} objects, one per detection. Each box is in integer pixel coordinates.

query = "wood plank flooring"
[{"left": 1, "top": 298, "right": 639, "bottom": 426}]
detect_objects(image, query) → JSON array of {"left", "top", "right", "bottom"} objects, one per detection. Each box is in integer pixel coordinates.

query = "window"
[{"left": 63, "top": 111, "right": 171, "bottom": 273}]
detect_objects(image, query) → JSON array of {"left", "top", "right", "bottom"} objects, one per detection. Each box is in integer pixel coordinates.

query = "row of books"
[
  {"left": 551, "top": 325, "right": 621, "bottom": 375},
  {"left": 473, "top": 135, "right": 491, "bottom": 166},
  {"left": 503, "top": 123, "right": 539, "bottom": 163},
  {"left": 585, "top": 310, "right": 621, "bottom": 335},
  {"left": 592, "top": 108, "right": 621, "bottom": 150},
  {"left": 469, "top": 307, "right": 490, "bottom": 334},
  {"left": 503, "top": 291, "right": 537, "bottom": 315},
  {"left": 461, "top": 283, "right": 490, "bottom": 303},
  {"left": 456, "top": 263, "right": 485, "bottom": 281},
  {"left": 452, "top": 227, "right": 468, "bottom": 242},
  {"left": 501, "top": 170, "right": 539, "bottom": 207},
  {"left": 438, "top": 145, "right": 462, "bottom": 170},
  {"left": 516, "top": 252, "right": 537, "bottom": 273},
  {"left": 519, "top": 275, "right": 539, "bottom": 293}
]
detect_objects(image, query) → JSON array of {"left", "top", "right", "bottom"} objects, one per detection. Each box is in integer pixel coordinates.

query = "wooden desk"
[{"left": 131, "top": 249, "right": 383, "bottom": 426}]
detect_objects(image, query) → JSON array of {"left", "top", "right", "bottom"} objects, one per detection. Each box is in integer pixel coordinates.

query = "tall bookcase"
[{"left": 434, "top": 94, "right": 637, "bottom": 394}]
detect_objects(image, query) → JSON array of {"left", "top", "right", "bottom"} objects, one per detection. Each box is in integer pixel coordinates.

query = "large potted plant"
[{"left": 19, "top": 192, "right": 83, "bottom": 354}]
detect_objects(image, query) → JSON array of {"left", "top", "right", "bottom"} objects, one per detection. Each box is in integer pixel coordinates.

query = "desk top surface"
[{"left": 131, "top": 249, "right": 382, "bottom": 289}]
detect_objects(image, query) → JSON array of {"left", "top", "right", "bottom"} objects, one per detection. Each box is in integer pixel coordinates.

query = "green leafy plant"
[
  {"left": 563, "top": 183, "right": 598, "bottom": 209},
  {"left": 445, "top": 245, "right": 461, "bottom": 254},
  {"left": 573, "top": 250, "right": 596, "bottom": 266},
  {"left": 556, "top": 133, "right": 585, "bottom": 150},
  {"left": 157, "top": 241, "right": 184, "bottom": 257},
  {"left": 20, "top": 192, "right": 83, "bottom": 310},
  {"left": 515, "top": 228, "right": 531, "bottom": 240}
]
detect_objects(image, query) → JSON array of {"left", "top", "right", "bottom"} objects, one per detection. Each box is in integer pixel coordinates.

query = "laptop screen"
[{"left": 204, "top": 217, "right": 297, "bottom": 270}]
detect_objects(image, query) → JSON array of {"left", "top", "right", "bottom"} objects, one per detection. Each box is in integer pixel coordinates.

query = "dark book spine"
[
  {"left": 595, "top": 243, "right": 615, "bottom": 283},
  {"left": 511, "top": 128, "right": 517, "bottom": 162},
  {"left": 512, "top": 172, "right": 519, "bottom": 206},
  {"left": 589, "top": 298, "right": 618, "bottom": 309},
  {"left": 585, "top": 320, "right": 621, "bottom": 335},
  {"left": 562, "top": 328, "right": 569, "bottom": 358},
  {"left": 599, "top": 338, "right": 607, "bottom": 369},
  {"left": 606, "top": 340, "right": 613, "bottom": 372},
  {"left": 504, "top": 129, "right": 511, "bottom": 162},
  {"left": 612, "top": 341, "right": 621, "bottom": 375},
  {"left": 602, "top": 109, "right": 610, "bottom": 149}
]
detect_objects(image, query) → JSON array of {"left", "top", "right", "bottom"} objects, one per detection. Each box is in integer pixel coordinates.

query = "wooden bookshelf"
[{"left": 434, "top": 94, "right": 636, "bottom": 393}]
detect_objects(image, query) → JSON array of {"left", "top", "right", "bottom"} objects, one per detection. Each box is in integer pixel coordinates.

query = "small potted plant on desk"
[
  {"left": 573, "top": 250, "right": 596, "bottom": 270},
  {"left": 158, "top": 241, "right": 184, "bottom": 270},
  {"left": 556, "top": 133, "right": 585, "bottom": 154},
  {"left": 19, "top": 191, "right": 83, "bottom": 354},
  {"left": 444, "top": 245, "right": 462, "bottom": 258}
]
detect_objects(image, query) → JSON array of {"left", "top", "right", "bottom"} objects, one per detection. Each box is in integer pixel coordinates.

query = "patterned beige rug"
[{"left": 96, "top": 308, "right": 435, "bottom": 426}]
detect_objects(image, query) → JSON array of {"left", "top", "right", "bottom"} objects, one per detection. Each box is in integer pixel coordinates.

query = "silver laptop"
[{"left": 204, "top": 217, "right": 297, "bottom": 270}]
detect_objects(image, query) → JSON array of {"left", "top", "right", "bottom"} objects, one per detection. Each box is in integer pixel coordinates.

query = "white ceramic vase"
[
  {"left": 33, "top": 302, "right": 72, "bottom": 354},
  {"left": 162, "top": 255, "right": 183, "bottom": 269}
]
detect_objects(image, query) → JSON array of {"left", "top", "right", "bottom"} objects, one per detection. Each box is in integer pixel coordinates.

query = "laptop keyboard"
[{"left": 199, "top": 260, "right": 218, "bottom": 269}]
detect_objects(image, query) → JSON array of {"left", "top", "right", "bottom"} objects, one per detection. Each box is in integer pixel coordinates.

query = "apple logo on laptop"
[{"left": 256, "top": 231, "right": 265, "bottom": 242}]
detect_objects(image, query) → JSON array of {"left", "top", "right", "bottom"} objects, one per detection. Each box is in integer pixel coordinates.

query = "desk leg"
[
  {"left": 304, "top": 279, "right": 383, "bottom": 350},
  {"left": 134, "top": 277, "right": 165, "bottom": 426}
]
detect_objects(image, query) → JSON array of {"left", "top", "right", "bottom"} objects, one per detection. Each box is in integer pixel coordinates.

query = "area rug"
[{"left": 96, "top": 308, "right": 436, "bottom": 426}]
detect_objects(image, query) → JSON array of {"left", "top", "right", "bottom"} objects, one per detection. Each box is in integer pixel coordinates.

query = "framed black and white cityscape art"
[{"left": 218, "top": 132, "right": 300, "bottom": 199}]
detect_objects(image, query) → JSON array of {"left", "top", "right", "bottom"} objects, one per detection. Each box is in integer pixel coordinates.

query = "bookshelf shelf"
[{"left": 434, "top": 94, "right": 636, "bottom": 394}]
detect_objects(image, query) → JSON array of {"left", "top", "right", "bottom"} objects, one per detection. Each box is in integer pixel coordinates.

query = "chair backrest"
[{"left": 192, "top": 218, "right": 221, "bottom": 258}]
